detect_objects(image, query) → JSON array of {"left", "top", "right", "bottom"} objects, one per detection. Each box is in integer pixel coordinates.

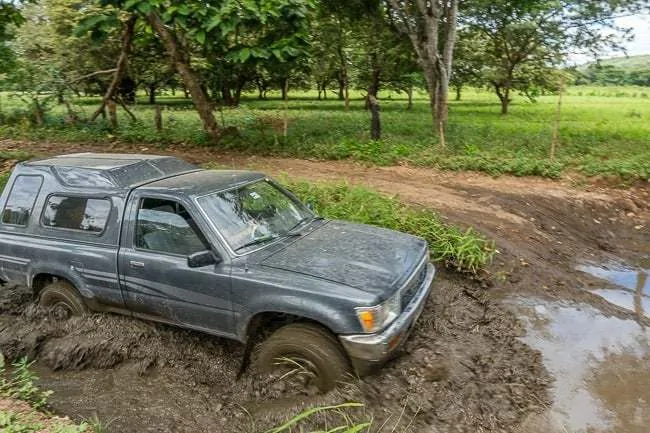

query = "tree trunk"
[
  {"left": 154, "top": 105, "right": 163, "bottom": 131},
  {"left": 365, "top": 56, "right": 381, "bottom": 111},
  {"left": 387, "top": 0, "right": 458, "bottom": 142},
  {"left": 455, "top": 85, "right": 462, "bottom": 101},
  {"left": 257, "top": 80, "right": 265, "bottom": 100},
  {"left": 233, "top": 82, "right": 244, "bottom": 107},
  {"left": 495, "top": 84, "right": 510, "bottom": 115},
  {"left": 148, "top": 13, "right": 220, "bottom": 142},
  {"left": 221, "top": 83, "right": 234, "bottom": 106},
  {"left": 281, "top": 77, "right": 289, "bottom": 101},
  {"left": 282, "top": 78, "right": 289, "bottom": 138},
  {"left": 64, "top": 101, "right": 78, "bottom": 125},
  {"left": 148, "top": 84, "right": 157, "bottom": 104},
  {"left": 337, "top": 51, "right": 349, "bottom": 111},
  {"left": 90, "top": 15, "right": 137, "bottom": 122},
  {"left": 368, "top": 95, "right": 380, "bottom": 140},
  {"left": 338, "top": 77, "right": 345, "bottom": 100},
  {"left": 107, "top": 100, "right": 118, "bottom": 129},
  {"left": 317, "top": 83, "right": 322, "bottom": 101},
  {"left": 32, "top": 99, "right": 44, "bottom": 126},
  {"left": 407, "top": 85, "right": 413, "bottom": 110}
]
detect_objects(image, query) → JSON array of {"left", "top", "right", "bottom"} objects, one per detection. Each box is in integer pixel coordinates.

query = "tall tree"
[
  {"left": 386, "top": 0, "right": 459, "bottom": 143},
  {"left": 0, "top": 0, "right": 29, "bottom": 84},
  {"left": 462, "top": 0, "right": 649, "bottom": 114},
  {"left": 79, "top": 0, "right": 314, "bottom": 142}
]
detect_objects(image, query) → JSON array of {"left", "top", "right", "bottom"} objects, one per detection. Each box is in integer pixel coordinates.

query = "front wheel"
[
  {"left": 38, "top": 280, "right": 88, "bottom": 316},
  {"left": 255, "top": 323, "right": 351, "bottom": 392}
]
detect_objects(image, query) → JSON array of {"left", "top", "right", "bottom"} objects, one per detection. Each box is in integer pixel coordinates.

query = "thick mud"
[
  {"left": 0, "top": 273, "right": 550, "bottom": 433},
  {"left": 0, "top": 139, "right": 648, "bottom": 431}
]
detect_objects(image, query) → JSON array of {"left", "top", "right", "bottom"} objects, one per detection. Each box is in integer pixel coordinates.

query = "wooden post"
[
  {"left": 154, "top": 105, "right": 163, "bottom": 131},
  {"left": 368, "top": 95, "right": 381, "bottom": 140},
  {"left": 107, "top": 100, "right": 118, "bottom": 129},
  {"left": 550, "top": 76, "right": 566, "bottom": 160}
]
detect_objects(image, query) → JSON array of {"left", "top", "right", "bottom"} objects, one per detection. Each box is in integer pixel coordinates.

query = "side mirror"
[{"left": 188, "top": 250, "right": 220, "bottom": 268}]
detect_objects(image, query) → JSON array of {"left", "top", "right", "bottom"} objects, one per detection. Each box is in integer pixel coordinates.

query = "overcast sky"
[
  {"left": 615, "top": 14, "right": 650, "bottom": 57},
  {"left": 567, "top": 14, "right": 650, "bottom": 64}
]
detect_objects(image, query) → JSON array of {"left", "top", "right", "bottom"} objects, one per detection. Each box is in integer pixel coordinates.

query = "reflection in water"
[
  {"left": 512, "top": 298, "right": 650, "bottom": 433},
  {"left": 578, "top": 262, "right": 649, "bottom": 320}
]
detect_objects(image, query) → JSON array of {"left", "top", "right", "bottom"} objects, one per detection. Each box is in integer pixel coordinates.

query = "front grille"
[{"left": 400, "top": 263, "right": 427, "bottom": 307}]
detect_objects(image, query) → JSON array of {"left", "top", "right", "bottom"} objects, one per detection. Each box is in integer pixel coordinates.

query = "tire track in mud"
[{"left": 0, "top": 274, "right": 550, "bottom": 433}]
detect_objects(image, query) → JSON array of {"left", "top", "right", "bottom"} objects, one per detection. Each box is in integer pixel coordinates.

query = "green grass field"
[{"left": 0, "top": 85, "right": 648, "bottom": 180}]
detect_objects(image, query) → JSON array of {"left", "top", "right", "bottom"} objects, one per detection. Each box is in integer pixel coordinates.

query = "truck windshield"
[{"left": 197, "top": 180, "right": 314, "bottom": 253}]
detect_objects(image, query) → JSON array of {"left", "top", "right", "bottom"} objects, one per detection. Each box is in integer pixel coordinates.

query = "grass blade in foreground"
[{"left": 266, "top": 402, "right": 368, "bottom": 433}]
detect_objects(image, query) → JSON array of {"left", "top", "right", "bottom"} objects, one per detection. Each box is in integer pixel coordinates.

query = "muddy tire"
[
  {"left": 38, "top": 280, "right": 88, "bottom": 316},
  {"left": 255, "top": 323, "right": 350, "bottom": 392}
]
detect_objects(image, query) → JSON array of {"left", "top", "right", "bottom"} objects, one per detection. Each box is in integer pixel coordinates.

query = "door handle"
[{"left": 129, "top": 260, "right": 145, "bottom": 269}]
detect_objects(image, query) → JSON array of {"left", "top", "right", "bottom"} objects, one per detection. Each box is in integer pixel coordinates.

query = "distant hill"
[{"left": 580, "top": 54, "right": 650, "bottom": 71}]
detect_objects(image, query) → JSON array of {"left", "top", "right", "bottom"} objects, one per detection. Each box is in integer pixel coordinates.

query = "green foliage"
[
  {"left": 0, "top": 356, "right": 52, "bottom": 409},
  {"left": 284, "top": 179, "right": 496, "bottom": 273},
  {"left": 0, "top": 355, "right": 90, "bottom": 432},
  {"left": 576, "top": 59, "right": 650, "bottom": 87}
]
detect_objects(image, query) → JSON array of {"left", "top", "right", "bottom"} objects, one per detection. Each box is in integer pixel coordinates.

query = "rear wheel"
[
  {"left": 255, "top": 323, "right": 351, "bottom": 392},
  {"left": 38, "top": 280, "right": 88, "bottom": 316}
]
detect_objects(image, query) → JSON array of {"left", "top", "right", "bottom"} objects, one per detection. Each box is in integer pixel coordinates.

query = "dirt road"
[{"left": 0, "top": 139, "right": 648, "bottom": 432}]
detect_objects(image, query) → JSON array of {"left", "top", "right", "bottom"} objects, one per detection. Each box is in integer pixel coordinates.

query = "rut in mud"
[{"left": 0, "top": 273, "right": 550, "bottom": 433}]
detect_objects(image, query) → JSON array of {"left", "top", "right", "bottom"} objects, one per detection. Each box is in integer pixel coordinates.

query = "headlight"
[{"left": 355, "top": 292, "right": 401, "bottom": 333}]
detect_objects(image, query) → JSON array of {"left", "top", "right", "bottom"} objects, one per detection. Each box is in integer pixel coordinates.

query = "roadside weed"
[{"left": 0, "top": 356, "right": 52, "bottom": 410}]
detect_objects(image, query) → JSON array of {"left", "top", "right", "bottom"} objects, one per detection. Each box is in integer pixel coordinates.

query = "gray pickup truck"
[{"left": 0, "top": 153, "right": 435, "bottom": 390}]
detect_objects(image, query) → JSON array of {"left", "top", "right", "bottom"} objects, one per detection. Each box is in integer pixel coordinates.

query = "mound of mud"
[{"left": 0, "top": 275, "right": 550, "bottom": 433}]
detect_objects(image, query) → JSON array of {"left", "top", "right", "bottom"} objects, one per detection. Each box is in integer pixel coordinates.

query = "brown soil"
[{"left": 0, "top": 139, "right": 648, "bottom": 432}]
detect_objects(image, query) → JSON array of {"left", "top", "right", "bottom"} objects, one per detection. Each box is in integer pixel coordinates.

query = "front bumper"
[{"left": 339, "top": 262, "right": 436, "bottom": 375}]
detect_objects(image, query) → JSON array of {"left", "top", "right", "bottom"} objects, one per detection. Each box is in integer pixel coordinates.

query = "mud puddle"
[
  {"left": 0, "top": 276, "right": 550, "bottom": 433},
  {"left": 512, "top": 298, "right": 650, "bottom": 433},
  {"left": 578, "top": 259, "right": 649, "bottom": 319}
]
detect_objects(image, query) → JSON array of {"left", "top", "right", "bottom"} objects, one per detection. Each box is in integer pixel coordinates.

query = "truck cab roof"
[{"left": 24, "top": 153, "right": 200, "bottom": 189}]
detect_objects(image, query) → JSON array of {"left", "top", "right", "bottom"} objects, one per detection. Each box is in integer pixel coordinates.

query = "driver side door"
[{"left": 118, "top": 194, "right": 235, "bottom": 338}]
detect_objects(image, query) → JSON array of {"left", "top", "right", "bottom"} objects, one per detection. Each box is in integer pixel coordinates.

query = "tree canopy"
[{"left": 1, "top": 0, "right": 648, "bottom": 141}]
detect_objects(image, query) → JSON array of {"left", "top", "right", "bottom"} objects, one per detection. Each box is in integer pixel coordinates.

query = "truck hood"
[{"left": 259, "top": 220, "right": 428, "bottom": 297}]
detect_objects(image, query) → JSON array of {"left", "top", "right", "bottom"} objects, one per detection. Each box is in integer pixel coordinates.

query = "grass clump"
[
  {"left": 286, "top": 179, "right": 495, "bottom": 274},
  {"left": 0, "top": 354, "right": 90, "bottom": 432}
]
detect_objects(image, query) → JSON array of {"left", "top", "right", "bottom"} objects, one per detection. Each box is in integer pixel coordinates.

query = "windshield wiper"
[
  {"left": 288, "top": 216, "right": 324, "bottom": 234},
  {"left": 235, "top": 235, "right": 279, "bottom": 252}
]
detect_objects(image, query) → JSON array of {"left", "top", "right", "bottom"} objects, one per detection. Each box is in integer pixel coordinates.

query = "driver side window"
[{"left": 135, "top": 198, "right": 209, "bottom": 256}]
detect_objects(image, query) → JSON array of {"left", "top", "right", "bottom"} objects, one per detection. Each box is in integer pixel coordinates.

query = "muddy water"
[
  {"left": 578, "top": 260, "right": 649, "bottom": 319},
  {"left": 512, "top": 298, "right": 650, "bottom": 433}
]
